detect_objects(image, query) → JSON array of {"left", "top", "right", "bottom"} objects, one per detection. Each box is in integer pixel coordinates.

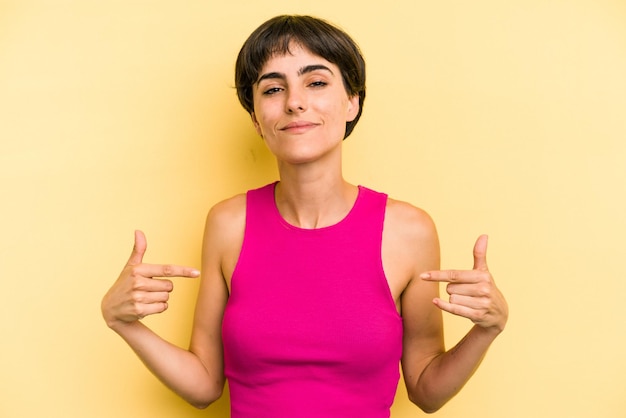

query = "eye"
[
  {"left": 309, "top": 80, "right": 327, "bottom": 88},
  {"left": 262, "top": 87, "right": 283, "bottom": 95}
]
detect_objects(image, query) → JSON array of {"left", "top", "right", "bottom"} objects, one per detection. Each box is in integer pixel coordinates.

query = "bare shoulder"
[
  {"left": 206, "top": 193, "right": 247, "bottom": 228},
  {"left": 203, "top": 193, "right": 246, "bottom": 244},
  {"left": 202, "top": 193, "right": 247, "bottom": 281},
  {"left": 384, "top": 197, "right": 438, "bottom": 248},
  {"left": 382, "top": 197, "right": 440, "bottom": 304}
]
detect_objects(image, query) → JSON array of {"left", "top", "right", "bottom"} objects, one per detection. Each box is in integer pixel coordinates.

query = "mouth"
[{"left": 280, "top": 121, "right": 319, "bottom": 132}]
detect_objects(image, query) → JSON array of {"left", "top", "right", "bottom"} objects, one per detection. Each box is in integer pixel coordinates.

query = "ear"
[
  {"left": 346, "top": 95, "right": 360, "bottom": 122},
  {"left": 250, "top": 112, "right": 263, "bottom": 137}
]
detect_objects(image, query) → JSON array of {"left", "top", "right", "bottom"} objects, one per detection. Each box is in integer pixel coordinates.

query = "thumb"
[
  {"left": 473, "top": 234, "right": 489, "bottom": 271},
  {"left": 127, "top": 230, "right": 147, "bottom": 266}
]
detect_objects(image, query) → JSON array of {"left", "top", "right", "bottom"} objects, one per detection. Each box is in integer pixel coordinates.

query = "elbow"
[
  {"left": 191, "top": 402, "right": 211, "bottom": 410},
  {"left": 187, "top": 383, "right": 224, "bottom": 410},
  {"left": 190, "top": 398, "right": 212, "bottom": 410},
  {"left": 410, "top": 399, "right": 444, "bottom": 414},
  {"left": 188, "top": 392, "right": 221, "bottom": 410},
  {"left": 191, "top": 401, "right": 210, "bottom": 410},
  {"left": 407, "top": 391, "right": 447, "bottom": 414},
  {"left": 419, "top": 404, "right": 443, "bottom": 415}
]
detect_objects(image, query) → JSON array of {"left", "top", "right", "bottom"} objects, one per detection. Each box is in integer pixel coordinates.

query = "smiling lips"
[{"left": 280, "top": 121, "right": 319, "bottom": 133}]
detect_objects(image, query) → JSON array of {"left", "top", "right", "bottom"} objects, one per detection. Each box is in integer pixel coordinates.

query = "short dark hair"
[{"left": 235, "top": 15, "right": 366, "bottom": 139}]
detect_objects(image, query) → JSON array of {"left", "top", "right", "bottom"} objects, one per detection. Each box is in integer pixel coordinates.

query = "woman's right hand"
[{"left": 101, "top": 230, "right": 201, "bottom": 330}]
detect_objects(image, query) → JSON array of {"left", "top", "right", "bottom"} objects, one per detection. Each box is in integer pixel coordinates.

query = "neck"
[{"left": 274, "top": 166, "right": 357, "bottom": 229}]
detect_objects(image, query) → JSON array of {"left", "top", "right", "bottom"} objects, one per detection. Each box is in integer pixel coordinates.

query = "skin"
[{"left": 101, "top": 43, "right": 508, "bottom": 413}]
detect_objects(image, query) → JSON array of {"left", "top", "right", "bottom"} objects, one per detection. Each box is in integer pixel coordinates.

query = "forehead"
[{"left": 259, "top": 44, "right": 337, "bottom": 75}]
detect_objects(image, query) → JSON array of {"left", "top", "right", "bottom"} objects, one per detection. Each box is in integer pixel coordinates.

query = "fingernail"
[
  {"left": 420, "top": 273, "right": 431, "bottom": 279},
  {"left": 191, "top": 269, "right": 201, "bottom": 276}
]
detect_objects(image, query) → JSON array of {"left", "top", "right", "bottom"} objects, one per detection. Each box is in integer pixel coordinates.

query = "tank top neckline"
[{"left": 269, "top": 181, "right": 365, "bottom": 232}]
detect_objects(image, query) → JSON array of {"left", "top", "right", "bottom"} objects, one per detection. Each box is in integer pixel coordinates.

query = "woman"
[{"left": 101, "top": 15, "right": 508, "bottom": 417}]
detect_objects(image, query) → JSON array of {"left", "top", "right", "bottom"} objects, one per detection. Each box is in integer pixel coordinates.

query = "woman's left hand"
[{"left": 420, "top": 235, "right": 508, "bottom": 334}]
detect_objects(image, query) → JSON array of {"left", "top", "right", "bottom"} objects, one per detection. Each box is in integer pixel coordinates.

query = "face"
[{"left": 250, "top": 44, "right": 360, "bottom": 165}]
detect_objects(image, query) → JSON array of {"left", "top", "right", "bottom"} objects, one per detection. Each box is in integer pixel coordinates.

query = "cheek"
[
  {"left": 323, "top": 98, "right": 352, "bottom": 128},
  {"left": 325, "top": 93, "right": 353, "bottom": 118},
  {"left": 251, "top": 106, "right": 271, "bottom": 136},
  {"left": 256, "top": 114, "right": 273, "bottom": 135},
  {"left": 254, "top": 114, "right": 282, "bottom": 143}
]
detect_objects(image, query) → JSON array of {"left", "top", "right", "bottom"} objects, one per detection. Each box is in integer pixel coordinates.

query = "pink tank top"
[{"left": 222, "top": 182, "right": 403, "bottom": 418}]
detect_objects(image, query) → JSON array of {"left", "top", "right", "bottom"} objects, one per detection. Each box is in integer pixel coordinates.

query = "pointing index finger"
[
  {"left": 140, "top": 263, "right": 201, "bottom": 279},
  {"left": 420, "top": 270, "right": 481, "bottom": 283}
]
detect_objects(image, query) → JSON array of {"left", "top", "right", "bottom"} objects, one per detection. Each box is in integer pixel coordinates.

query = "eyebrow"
[{"left": 256, "top": 64, "right": 334, "bottom": 84}]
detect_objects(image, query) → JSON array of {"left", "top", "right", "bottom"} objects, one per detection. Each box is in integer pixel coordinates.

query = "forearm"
[
  {"left": 110, "top": 321, "right": 223, "bottom": 409},
  {"left": 409, "top": 325, "right": 500, "bottom": 413}
]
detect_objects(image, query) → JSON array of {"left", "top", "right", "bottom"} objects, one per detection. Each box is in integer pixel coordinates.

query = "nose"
[{"left": 285, "top": 87, "right": 307, "bottom": 113}]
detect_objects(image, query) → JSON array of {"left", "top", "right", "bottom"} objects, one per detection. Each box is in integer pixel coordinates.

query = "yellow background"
[{"left": 1, "top": 0, "right": 625, "bottom": 417}]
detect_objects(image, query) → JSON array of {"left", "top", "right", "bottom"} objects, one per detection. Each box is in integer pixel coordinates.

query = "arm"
[
  {"left": 100, "top": 229, "right": 221, "bottom": 408},
  {"left": 187, "top": 195, "right": 246, "bottom": 406},
  {"left": 388, "top": 203, "right": 508, "bottom": 413},
  {"left": 410, "top": 235, "right": 508, "bottom": 412},
  {"left": 101, "top": 198, "right": 241, "bottom": 408}
]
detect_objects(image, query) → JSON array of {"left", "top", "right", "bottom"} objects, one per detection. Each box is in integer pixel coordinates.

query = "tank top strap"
[
  {"left": 245, "top": 182, "right": 279, "bottom": 230},
  {"left": 350, "top": 185, "right": 388, "bottom": 232}
]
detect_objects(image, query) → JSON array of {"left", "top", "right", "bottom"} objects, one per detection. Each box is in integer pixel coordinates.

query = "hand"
[
  {"left": 101, "top": 230, "right": 200, "bottom": 329},
  {"left": 420, "top": 235, "right": 508, "bottom": 334}
]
